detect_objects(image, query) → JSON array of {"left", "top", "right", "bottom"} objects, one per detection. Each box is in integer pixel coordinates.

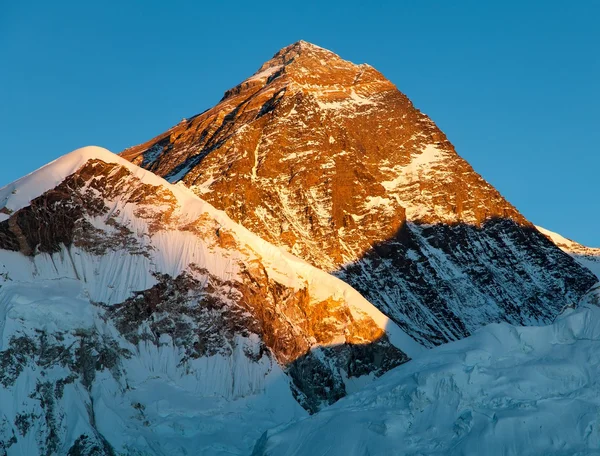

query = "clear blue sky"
[{"left": 1, "top": 1, "right": 598, "bottom": 245}]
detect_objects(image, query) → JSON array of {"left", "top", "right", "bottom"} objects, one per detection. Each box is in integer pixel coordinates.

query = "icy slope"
[
  {"left": 537, "top": 226, "right": 600, "bottom": 279},
  {"left": 0, "top": 146, "right": 420, "bottom": 455},
  {"left": 254, "top": 289, "right": 600, "bottom": 456},
  {"left": 0, "top": 277, "right": 305, "bottom": 456}
]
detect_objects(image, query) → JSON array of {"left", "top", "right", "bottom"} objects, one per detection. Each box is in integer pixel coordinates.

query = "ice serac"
[
  {"left": 0, "top": 147, "right": 419, "bottom": 455},
  {"left": 120, "top": 41, "right": 596, "bottom": 346}
]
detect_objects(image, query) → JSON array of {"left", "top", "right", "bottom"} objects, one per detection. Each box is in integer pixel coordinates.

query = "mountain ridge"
[
  {"left": 0, "top": 41, "right": 597, "bottom": 456},
  {"left": 0, "top": 145, "right": 421, "bottom": 455},
  {"left": 119, "top": 41, "right": 596, "bottom": 346},
  {"left": 537, "top": 225, "right": 600, "bottom": 279}
]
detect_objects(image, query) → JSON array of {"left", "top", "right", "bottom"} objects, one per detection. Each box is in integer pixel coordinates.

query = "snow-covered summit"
[
  {"left": 0, "top": 146, "right": 214, "bottom": 223},
  {"left": 0, "top": 146, "right": 421, "bottom": 455},
  {"left": 1, "top": 146, "right": 114, "bottom": 218},
  {"left": 251, "top": 39, "right": 352, "bottom": 73}
]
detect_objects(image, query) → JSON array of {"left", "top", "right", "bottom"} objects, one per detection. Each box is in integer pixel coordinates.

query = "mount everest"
[{"left": 0, "top": 42, "right": 598, "bottom": 455}]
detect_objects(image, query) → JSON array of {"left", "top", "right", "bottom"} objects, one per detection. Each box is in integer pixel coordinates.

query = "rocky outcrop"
[
  {"left": 121, "top": 41, "right": 597, "bottom": 346},
  {"left": 0, "top": 160, "right": 163, "bottom": 257},
  {"left": 108, "top": 267, "right": 406, "bottom": 413}
]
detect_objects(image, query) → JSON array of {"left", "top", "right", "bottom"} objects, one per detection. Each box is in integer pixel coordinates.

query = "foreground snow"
[
  {"left": 0, "top": 277, "right": 305, "bottom": 455},
  {"left": 254, "top": 290, "right": 600, "bottom": 456}
]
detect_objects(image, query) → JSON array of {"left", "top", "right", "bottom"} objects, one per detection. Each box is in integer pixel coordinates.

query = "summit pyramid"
[{"left": 121, "top": 41, "right": 596, "bottom": 346}]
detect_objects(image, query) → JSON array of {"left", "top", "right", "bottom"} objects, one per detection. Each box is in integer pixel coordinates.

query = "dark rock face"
[
  {"left": 120, "top": 41, "right": 597, "bottom": 346},
  {"left": 287, "top": 339, "right": 405, "bottom": 413},
  {"left": 340, "top": 219, "right": 595, "bottom": 346},
  {"left": 0, "top": 160, "right": 164, "bottom": 257},
  {"left": 67, "top": 434, "right": 112, "bottom": 456}
]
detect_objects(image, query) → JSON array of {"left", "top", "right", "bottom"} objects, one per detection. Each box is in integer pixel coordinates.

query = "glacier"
[{"left": 254, "top": 287, "right": 600, "bottom": 456}]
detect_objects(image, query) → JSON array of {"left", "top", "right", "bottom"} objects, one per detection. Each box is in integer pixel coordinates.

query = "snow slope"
[
  {"left": 537, "top": 226, "right": 600, "bottom": 280},
  {"left": 254, "top": 288, "right": 600, "bottom": 456},
  {"left": 0, "top": 277, "right": 305, "bottom": 456},
  {"left": 0, "top": 146, "right": 421, "bottom": 455}
]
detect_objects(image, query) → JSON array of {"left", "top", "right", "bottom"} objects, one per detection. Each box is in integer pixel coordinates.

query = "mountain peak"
[
  {"left": 266, "top": 40, "right": 340, "bottom": 65},
  {"left": 242, "top": 40, "right": 380, "bottom": 91},
  {"left": 120, "top": 45, "right": 596, "bottom": 347},
  {"left": 281, "top": 40, "right": 329, "bottom": 53}
]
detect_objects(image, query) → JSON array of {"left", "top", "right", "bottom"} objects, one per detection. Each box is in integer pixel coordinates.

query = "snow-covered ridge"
[
  {"left": 537, "top": 225, "right": 600, "bottom": 279},
  {"left": 536, "top": 225, "right": 600, "bottom": 251},
  {"left": 0, "top": 146, "right": 421, "bottom": 356},
  {"left": 0, "top": 145, "right": 423, "bottom": 455},
  {"left": 0, "top": 146, "right": 205, "bottom": 222}
]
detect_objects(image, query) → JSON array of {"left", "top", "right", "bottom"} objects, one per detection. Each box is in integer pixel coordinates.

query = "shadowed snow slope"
[
  {"left": 0, "top": 146, "right": 420, "bottom": 455},
  {"left": 537, "top": 226, "right": 600, "bottom": 280},
  {"left": 254, "top": 290, "right": 600, "bottom": 456}
]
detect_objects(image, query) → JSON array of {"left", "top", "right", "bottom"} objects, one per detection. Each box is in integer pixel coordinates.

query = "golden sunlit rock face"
[
  {"left": 121, "top": 41, "right": 525, "bottom": 270},
  {"left": 121, "top": 41, "right": 596, "bottom": 347}
]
